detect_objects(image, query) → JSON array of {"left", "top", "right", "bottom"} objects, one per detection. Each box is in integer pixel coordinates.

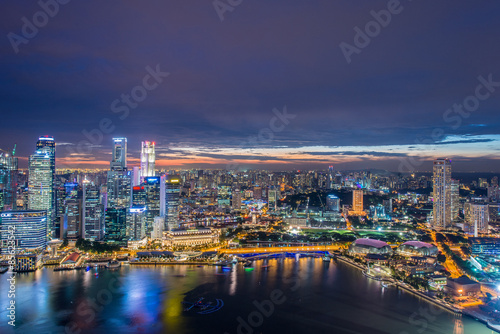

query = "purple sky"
[{"left": 1, "top": 0, "right": 499, "bottom": 171}]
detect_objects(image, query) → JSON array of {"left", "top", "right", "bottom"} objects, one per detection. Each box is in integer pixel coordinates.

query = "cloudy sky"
[{"left": 1, "top": 0, "right": 499, "bottom": 171}]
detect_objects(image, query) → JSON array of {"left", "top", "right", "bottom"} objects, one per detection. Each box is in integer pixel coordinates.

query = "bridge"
[{"left": 218, "top": 245, "right": 342, "bottom": 255}]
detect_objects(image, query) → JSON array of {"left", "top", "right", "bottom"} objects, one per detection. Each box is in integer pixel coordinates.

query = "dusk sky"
[{"left": 1, "top": 0, "right": 499, "bottom": 171}]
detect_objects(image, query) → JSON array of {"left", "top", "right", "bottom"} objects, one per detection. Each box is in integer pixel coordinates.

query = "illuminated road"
[{"left": 219, "top": 245, "right": 341, "bottom": 254}]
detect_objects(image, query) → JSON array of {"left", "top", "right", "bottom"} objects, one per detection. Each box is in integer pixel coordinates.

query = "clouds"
[{"left": 0, "top": 0, "right": 499, "bottom": 171}]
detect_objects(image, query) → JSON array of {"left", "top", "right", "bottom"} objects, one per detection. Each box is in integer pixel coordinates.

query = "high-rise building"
[
  {"left": 479, "top": 178, "right": 489, "bottom": 189},
  {"left": 140, "top": 141, "right": 155, "bottom": 179},
  {"left": 127, "top": 206, "right": 147, "bottom": 240},
  {"left": 65, "top": 198, "right": 82, "bottom": 240},
  {"left": 326, "top": 194, "right": 340, "bottom": 212},
  {"left": 352, "top": 189, "right": 364, "bottom": 214},
  {"left": 83, "top": 182, "right": 104, "bottom": 241},
  {"left": 28, "top": 146, "right": 55, "bottom": 236},
  {"left": 0, "top": 150, "right": 18, "bottom": 211},
  {"left": 106, "top": 170, "right": 132, "bottom": 208},
  {"left": 104, "top": 207, "right": 127, "bottom": 244},
  {"left": 143, "top": 176, "right": 163, "bottom": 235},
  {"left": 268, "top": 189, "right": 278, "bottom": 211},
  {"left": 433, "top": 158, "right": 452, "bottom": 229},
  {"left": 451, "top": 179, "right": 460, "bottom": 222},
  {"left": 151, "top": 216, "right": 165, "bottom": 240},
  {"left": 232, "top": 189, "right": 242, "bottom": 211},
  {"left": 0, "top": 210, "right": 47, "bottom": 254},
  {"left": 165, "top": 175, "right": 181, "bottom": 230},
  {"left": 465, "top": 203, "right": 489, "bottom": 237},
  {"left": 110, "top": 137, "right": 127, "bottom": 171},
  {"left": 253, "top": 186, "right": 262, "bottom": 200}
]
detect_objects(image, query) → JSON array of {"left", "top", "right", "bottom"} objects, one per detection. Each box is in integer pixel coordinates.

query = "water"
[{"left": 0, "top": 258, "right": 494, "bottom": 334}]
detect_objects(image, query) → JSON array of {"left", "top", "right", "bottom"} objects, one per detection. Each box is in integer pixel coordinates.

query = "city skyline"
[{"left": 1, "top": 1, "right": 500, "bottom": 171}]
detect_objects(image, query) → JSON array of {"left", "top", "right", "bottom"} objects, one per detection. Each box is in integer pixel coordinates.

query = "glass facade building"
[{"left": 0, "top": 210, "right": 47, "bottom": 254}]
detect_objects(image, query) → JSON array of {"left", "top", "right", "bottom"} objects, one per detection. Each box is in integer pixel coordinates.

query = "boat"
[
  {"left": 231, "top": 257, "right": 238, "bottom": 264},
  {"left": 85, "top": 266, "right": 91, "bottom": 272},
  {"left": 0, "top": 266, "right": 9, "bottom": 274},
  {"left": 106, "top": 260, "right": 121, "bottom": 269},
  {"left": 381, "top": 283, "right": 389, "bottom": 288},
  {"left": 243, "top": 261, "right": 252, "bottom": 268},
  {"left": 322, "top": 255, "right": 331, "bottom": 262}
]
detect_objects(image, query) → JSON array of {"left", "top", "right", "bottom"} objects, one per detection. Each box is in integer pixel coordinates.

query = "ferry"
[{"left": 0, "top": 266, "right": 9, "bottom": 274}]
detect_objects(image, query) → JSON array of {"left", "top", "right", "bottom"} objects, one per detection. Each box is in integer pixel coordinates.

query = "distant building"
[
  {"left": 464, "top": 203, "right": 489, "bottom": 236},
  {"left": 433, "top": 158, "right": 452, "bottom": 229},
  {"left": 65, "top": 199, "right": 82, "bottom": 240},
  {"left": 83, "top": 183, "right": 104, "bottom": 241},
  {"left": 326, "top": 194, "right": 340, "bottom": 212},
  {"left": 110, "top": 137, "right": 127, "bottom": 171},
  {"left": 351, "top": 190, "right": 364, "bottom": 215},
  {"left": 451, "top": 179, "right": 460, "bottom": 222},
  {"left": 152, "top": 216, "right": 165, "bottom": 240},
  {"left": 127, "top": 206, "right": 147, "bottom": 240},
  {"left": 0, "top": 210, "right": 47, "bottom": 254},
  {"left": 232, "top": 189, "right": 242, "bottom": 211},
  {"left": 104, "top": 207, "right": 127, "bottom": 244}
]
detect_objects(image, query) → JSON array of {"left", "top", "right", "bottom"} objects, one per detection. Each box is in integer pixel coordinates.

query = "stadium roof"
[
  {"left": 354, "top": 238, "right": 389, "bottom": 248},
  {"left": 402, "top": 241, "right": 436, "bottom": 249}
]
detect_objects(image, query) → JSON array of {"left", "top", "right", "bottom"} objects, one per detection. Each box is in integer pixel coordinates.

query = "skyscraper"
[
  {"left": 110, "top": 137, "right": 127, "bottom": 171},
  {"left": 104, "top": 207, "right": 127, "bottom": 244},
  {"left": 140, "top": 141, "right": 155, "bottom": 179},
  {"left": 451, "top": 179, "right": 460, "bottom": 222},
  {"left": 465, "top": 203, "right": 489, "bottom": 237},
  {"left": 352, "top": 189, "right": 364, "bottom": 214},
  {"left": 232, "top": 188, "right": 242, "bottom": 211},
  {"left": 165, "top": 175, "right": 181, "bottom": 230},
  {"left": 83, "top": 182, "right": 104, "bottom": 241},
  {"left": 28, "top": 146, "right": 55, "bottom": 236},
  {"left": 65, "top": 198, "right": 82, "bottom": 240},
  {"left": 0, "top": 149, "right": 18, "bottom": 211},
  {"left": 433, "top": 158, "right": 452, "bottom": 229},
  {"left": 326, "top": 194, "right": 340, "bottom": 212},
  {"left": 107, "top": 138, "right": 131, "bottom": 209}
]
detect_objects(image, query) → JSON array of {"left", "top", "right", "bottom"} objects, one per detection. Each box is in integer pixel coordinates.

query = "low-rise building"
[
  {"left": 162, "top": 228, "right": 219, "bottom": 247},
  {"left": 445, "top": 275, "right": 481, "bottom": 297}
]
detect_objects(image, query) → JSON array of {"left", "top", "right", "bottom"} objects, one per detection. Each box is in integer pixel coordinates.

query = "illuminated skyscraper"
[
  {"left": 352, "top": 189, "right": 364, "bottom": 214},
  {"left": 165, "top": 175, "right": 181, "bottom": 230},
  {"left": 465, "top": 203, "right": 489, "bottom": 237},
  {"left": 83, "top": 182, "right": 104, "bottom": 241},
  {"left": 104, "top": 207, "right": 127, "bottom": 244},
  {"left": 28, "top": 146, "right": 55, "bottom": 236},
  {"left": 326, "top": 194, "right": 340, "bottom": 212},
  {"left": 0, "top": 149, "right": 18, "bottom": 211},
  {"left": 107, "top": 138, "right": 131, "bottom": 209},
  {"left": 451, "top": 179, "right": 460, "bottom": 222},
  {"left": 232, "top": 188, "right": 242, "bottom": 211},
  {"left": 140, "top": 141, "right": 155, "bottom": 179},
  {"left": 110, "top": 137, "right": 127, "bottom": 171},
  {"left": 65, "top": 198, "right": 82, "bottom": 240},
  {"left": 433, "top": 158, "right": 452, "bottom": 229}
]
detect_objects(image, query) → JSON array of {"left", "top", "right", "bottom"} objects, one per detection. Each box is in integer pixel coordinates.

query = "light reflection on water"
[{"left": 0, "top": 258, "right": 494, "bottom": 334}]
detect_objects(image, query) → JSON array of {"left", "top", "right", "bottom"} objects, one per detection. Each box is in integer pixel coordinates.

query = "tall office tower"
[
  {"left": 83, "top": 182, "right": 104, "bottom": 241},
  {"left": 488, "top": 186, "right": 499, "bottom": 202},
  {"left": 465, "top": 203, "right": 489, "bottom": 237},
  {"left": 253, "top": 186, "right": 262, "bottom": 200},
  {"left": 65, "top": 199, "right": 82, "bottom": 240},
  {"left": 232, "top": 189, "right": 242, "bottom": 211},
  {"left": 352, "top": 189, "right": 364, "bottom": 214},
  {"left": 104, "top": 207, "right": 127, "bottom": 244},
  {"left": 132, "top": 166, "right": 141, "bottom": 186},
  {"left": 433, "top": 158, "right": 452, "bottom": 229},
  {"left": 326, "top": 194, "right": 340, "bottom": 212},
  {"left": 268, "top": 189, "right": 278, "bottom": 211},
  {"left": 28, "top": 147, "right": 55, "bottom": 236},
  {"left": 36, "top": 136, "right": 56, "bottom": 219},
  {"left": 451, "top": 179, "right": 460, "bottom": 222},
  {"left": 151, "top": 216, "right": 165, "bottom": 240},
  {"left": 143, "top": 176, "right": 162, "bottom": 236},
  {"left": 492, "top": 176, "right": 499, "bottom": 187},
  {"left": 140, "top": 141, "right": 155, "bottom": 179},
  {"left": 0, "top": 210, "right": 47, "bottom": 254},
  {"left": 132, "top": 185, "right": 147, "bottom": 206},
  {"left": 110, "top": 137, "right": 127, "bottom": 171},
  {"left": 127, "top": 206, "right": 146, "bottom": 240},
  {"left": 0, "top": 149, "right": 18, "bottom": 211},
  {"left": 106, "top": 170, "right": 132, "bottom": 209},
  {"left": 165, "top": 175, "right": 181, "bottom": 230}
]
